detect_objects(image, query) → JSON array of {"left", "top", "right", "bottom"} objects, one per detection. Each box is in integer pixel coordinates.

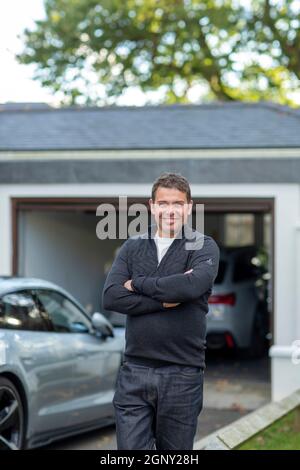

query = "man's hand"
[
  {"left": 123, "top": 279, "right": 134, "bottom": 291},
  {"left": 184, "top": 269, "right": 193, "bottom": 275},
  {"left": 162, "top": 302, "right": 181, "bottom": 308}
]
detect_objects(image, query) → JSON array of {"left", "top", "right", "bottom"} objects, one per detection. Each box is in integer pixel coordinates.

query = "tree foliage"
[{"left": 17, "top": 0, "right": 300, "bottom": 105}]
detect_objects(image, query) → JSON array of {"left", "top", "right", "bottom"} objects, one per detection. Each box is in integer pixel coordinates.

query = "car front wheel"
[{"left": 0, "top": 377, "right": 25, "bottom": 450}]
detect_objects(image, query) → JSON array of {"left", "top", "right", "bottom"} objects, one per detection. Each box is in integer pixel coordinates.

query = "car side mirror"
[{"left": 91, "top": 312, "right": 114, "bottom": 338}]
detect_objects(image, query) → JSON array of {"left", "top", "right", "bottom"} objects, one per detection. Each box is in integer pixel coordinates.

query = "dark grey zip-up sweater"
[{"left": 102, "top": 223, "right": 220, "bottom": 369}]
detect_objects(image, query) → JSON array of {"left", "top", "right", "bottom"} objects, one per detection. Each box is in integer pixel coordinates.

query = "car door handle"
[{"left": 21, "top": 355, "right": 35, "bottom": 366}]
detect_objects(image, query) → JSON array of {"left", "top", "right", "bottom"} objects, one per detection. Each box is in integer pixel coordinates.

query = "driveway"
[{"left": 44, "top": 352, "right": 271, "bottom": 450}]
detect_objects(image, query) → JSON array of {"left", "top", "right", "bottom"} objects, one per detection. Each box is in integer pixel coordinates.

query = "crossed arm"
[
  {"left": 102, "top": 237, "right": 220, "bottom": 316},
  {"left": 102, "top": 240, "right": 169, "bottom": 316}
]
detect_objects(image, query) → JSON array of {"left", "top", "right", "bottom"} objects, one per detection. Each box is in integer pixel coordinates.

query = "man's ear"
[{"left": 187, "top": 199, "right": 193, "bottom": 215}]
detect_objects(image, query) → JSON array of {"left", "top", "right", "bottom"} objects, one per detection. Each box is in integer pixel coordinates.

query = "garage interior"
[{"left": 12, "top": 197, "right": 274, "bottom": 358}]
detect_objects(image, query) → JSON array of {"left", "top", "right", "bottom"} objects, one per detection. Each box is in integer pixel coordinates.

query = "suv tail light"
[{"left": 208, "top": 293, "right": 236, "bottom": 306}]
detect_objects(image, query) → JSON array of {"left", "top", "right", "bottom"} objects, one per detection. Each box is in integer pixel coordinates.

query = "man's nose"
[{"left": 166, "top": 207, "right": 175, "bottom": 215}]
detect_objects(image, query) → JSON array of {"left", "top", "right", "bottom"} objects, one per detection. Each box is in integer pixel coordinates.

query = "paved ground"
[{"left": 44, "top": 351, "right": 271, "bottom": 450}]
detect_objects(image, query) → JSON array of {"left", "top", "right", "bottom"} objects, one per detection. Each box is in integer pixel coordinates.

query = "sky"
[
  {"left": 0, "top": 0, "right": 299, "bottom": 106},
  {"left": 0, "top": 0, "right": 173, "bottom": 106},
  {"left": 0, "top": 0, "right": 152, "bottom": 105},
  {"left": 0, "top": 0, "right": 53, "bottom": 104}
]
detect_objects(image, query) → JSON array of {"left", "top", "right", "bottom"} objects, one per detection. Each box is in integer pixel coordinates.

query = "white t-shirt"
[{"left": 154, "top": 231, "right": 175, "bottom": 264}]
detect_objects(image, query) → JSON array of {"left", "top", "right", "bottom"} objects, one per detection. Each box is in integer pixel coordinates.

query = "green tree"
[
  {"left": 16, "top": 0, "right": 300, "bottom": 105},
  {"left": 237, "top": 0, "right": 300, "bottom": 106}
]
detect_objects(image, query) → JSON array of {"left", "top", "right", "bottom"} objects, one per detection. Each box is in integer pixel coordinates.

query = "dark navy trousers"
[{"left": 112, "top": 360, "right": 204, "bottom": 450}]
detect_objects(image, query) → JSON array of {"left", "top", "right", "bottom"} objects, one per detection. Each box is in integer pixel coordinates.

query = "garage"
[
  {"left": 1, "top": 102, "right": 300, "bottom": 404},
  {"left": 12, "top": 196, "right": 274, "bottom": 359}
]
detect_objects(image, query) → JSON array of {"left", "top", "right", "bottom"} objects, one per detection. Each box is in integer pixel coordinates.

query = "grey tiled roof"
[{"left": 0, "top": 101, "right": 299, "bottom": 151}]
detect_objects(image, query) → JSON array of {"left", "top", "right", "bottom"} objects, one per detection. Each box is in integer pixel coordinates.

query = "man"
[{"left": 102, "top": 172, "right": 220, "bottom": 450}]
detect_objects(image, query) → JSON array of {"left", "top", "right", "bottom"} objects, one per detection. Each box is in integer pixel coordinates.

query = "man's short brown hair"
[{"left": 151, "top": 172, "right": 191, "bottom": 202}]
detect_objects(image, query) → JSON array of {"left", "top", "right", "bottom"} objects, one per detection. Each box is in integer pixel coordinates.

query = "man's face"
[{"left": 149, "top": 187, "right": 193, "bottom": 237}]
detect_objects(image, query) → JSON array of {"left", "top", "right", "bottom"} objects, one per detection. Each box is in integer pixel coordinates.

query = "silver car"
[
  {"left": 0, "top": 276, "right": 124, "bottom": 450},
  {"left": 206, "top": 245, "right": 270, "bottom": 357}
]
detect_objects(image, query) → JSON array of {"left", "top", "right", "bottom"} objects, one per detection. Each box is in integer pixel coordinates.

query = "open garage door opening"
[
  {"left": 203, "top": 203, "right": 273, "bottom": 361},
  {"left": 13, "top": 196, "right": 274, "bottom": 413}
]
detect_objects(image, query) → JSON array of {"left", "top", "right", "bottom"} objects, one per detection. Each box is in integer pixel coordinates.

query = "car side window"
[
  {"left": 0, "top": 291, "right": 50, "bottom": 331},
  {"left": 34, "top": 289, "right": 91, "bottom": 334}
]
